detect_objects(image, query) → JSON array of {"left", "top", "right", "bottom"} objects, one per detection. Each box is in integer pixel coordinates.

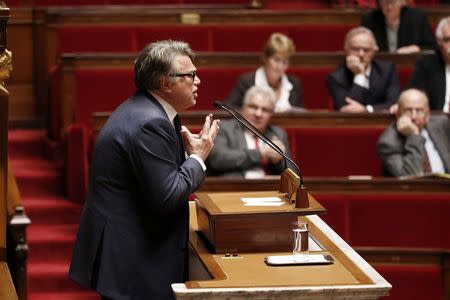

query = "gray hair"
[
  {"left": 243, "top": 86, "right": 276, "bottom": 107},
  {"left": 344, "top": 26, "right": 378, "bottom": 51},
  {"left": 134, "top": 40, "right": 195, "bottom": 91},
  {"left": 435, "top": 16, "right": 450, "bottom": 40}
]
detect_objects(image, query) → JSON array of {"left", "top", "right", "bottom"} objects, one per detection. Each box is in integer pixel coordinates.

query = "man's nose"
[{"left": 254, "top": 108, "right": 263, "bottom": 117}]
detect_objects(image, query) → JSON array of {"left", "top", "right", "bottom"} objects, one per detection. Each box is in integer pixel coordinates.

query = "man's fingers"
[
  {"left": 209, "top": 119, "right": 220, "bottom": 140},
  {"left": 201, "top": 114, "right": 213, "bottom": 136}
]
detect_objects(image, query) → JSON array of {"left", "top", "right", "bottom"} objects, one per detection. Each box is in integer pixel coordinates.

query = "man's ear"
[{"left": 160, "top": 75, "right": 172, "bottom": 93}]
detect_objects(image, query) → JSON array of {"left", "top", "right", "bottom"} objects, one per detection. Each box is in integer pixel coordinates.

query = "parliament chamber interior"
[{"left": 1, "top": 0, "right": 450, "bottom": 299}]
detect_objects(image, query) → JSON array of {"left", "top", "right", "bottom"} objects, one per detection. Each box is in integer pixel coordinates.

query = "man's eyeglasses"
[{"left": 169, "top": 71, "right": 197, "bottom": 81}]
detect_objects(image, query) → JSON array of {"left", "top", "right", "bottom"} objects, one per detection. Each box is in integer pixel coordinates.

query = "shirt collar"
[{"left": 148, "top": 91, "right": 178, "bottom": 127}]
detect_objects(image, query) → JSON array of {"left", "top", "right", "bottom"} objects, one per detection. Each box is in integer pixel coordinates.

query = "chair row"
[
  {"left": 50, "top": 52, "right": 419, "bottom": 139},
  {"left": 65, "top": 110, "right": 397, "bottom": 202}
]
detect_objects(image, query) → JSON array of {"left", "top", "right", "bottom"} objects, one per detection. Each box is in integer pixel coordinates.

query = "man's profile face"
[
  {"left": 169, "top": 55, "right": 200, "bottom": 111},
  {"left": 397, "top": 92, "right": 430, "bottom": 131},
  {"left": 241, "top": 94, "right": 274, "bottom": 133},
  {"left": 346, "top": 33, "right": 376, "bottom": 68},
  {"left": 438, "top": 24, "right": 450, "bottom": 64}
]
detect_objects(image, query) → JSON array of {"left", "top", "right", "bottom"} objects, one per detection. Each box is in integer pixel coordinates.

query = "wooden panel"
[
  {"left": 61, "top": 51, "right": 421, "bottom": 68},
  {"left": 42, "top": 6, "right": 450, "bottom": 25},
  {"left": 197, "top": 176, "right": 450, "bottom": 194},
  {"left": 8, "top": 84, "right": 35, "bottom": 120},
  {"left": 93, "top": 111, "right": 394, "bottom": 140},
  {"left": 195, "top": 191, "right": 325, "bottom": 253}
]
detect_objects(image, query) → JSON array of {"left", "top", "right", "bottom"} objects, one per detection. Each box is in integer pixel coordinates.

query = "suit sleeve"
[
  {"left": 407, "top": 56, "right": 428, "bottom": 91},
  {"left": 373, "top": 63, "right": 400, "bottom": 111},
  {"left": 327, "top": 72, "right": 370, "bottom": 110},
  {"left": 288, "top": 75, "right": 303, "bottom": 108},
  {"left": 414, "top": 9, "right": 435, "bottom": 50},
  {"left": 208, "top": 127, "right": 262, "bottom": 173},
  {"left": 377, "top": 127, "right": 426, "bottom": 176},
  {"left": 129, "top": 118, "right": 204, "bottom": 215}
]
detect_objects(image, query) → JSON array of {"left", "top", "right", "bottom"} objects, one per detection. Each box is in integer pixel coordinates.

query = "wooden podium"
[{"left": 174, "top": 187, "right": 392, "bottom": 299}]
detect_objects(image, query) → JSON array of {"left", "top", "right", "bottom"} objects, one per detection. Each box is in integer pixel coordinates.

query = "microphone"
[{"left": 214, "top": 101, "right": 305, "bottom": 188}]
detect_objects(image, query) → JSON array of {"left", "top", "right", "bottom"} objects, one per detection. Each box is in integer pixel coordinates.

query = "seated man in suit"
[
  {"left": 408, "top": 16, "right": 450, "bottom": 112},
  {"left": 208, "top": 86, "right": 291, "bottom": 178},
  {"left": 377, "top": 88, "right": 450, "bottom": 177},
  {"left": 327, "top": 26, "right": 400, "bottom": 113},
  {"left": 361, "top": 0, "right": 435, "bottom": 54}
]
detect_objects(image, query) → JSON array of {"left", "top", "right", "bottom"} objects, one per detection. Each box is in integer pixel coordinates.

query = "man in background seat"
[
  {"left": 377, "top": 88, "right": 450, "bottom": 177},
  {"left": 408, "top": 16, "right": 450, "bottom": 112},
  {"left": 208, "top": 86, "right": 291, "bottom": 178},
  {"left": 327, "top": 26, "right": 400, "bottom": 113}
]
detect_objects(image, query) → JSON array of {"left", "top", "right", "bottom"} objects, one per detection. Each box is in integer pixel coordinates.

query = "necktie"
[
  {"left": 423, "top": 148, "right": 432, "bottom": 174},
  {"left": 254, "top": 134, "right": 269, "bottom": 174},
  {"left": 174, "top": 115, "right": 185, "bottom": 163}
]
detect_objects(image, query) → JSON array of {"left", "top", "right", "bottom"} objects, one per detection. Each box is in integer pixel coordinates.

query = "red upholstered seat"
[
  {"left": 289, "top": 24, "right": 352, "bottom": 52},
  {"left": 211, "top": 25, "right": 292, "bottom": 52},
  {"left": 136, "top": 26, "right": 213, "bottom": 52},
  {"left": 290, "top": 67, "right": 334, "bottom": 109},
  {"left": 287, "top": 127, "right": 384, "bottom": 177},
  {"left": 348, "top": 193, "right": 450, "bottom": 249},
  {"left": 74, "top": 69, "right": 135, "bottom": 128},
  {"left": 376, "top": 265, "right": 444, "bottom": 300},
  {"left": 57, "top": 27, "right": 137, "bottom": 53}
]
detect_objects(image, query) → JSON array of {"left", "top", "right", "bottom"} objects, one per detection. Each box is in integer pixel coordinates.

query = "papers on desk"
[
  {"left": 241, "top": 197, "right": 285, "bottom": 206},
  {"left": 265, "top": 254, "right": 334, "bottom": 266}
]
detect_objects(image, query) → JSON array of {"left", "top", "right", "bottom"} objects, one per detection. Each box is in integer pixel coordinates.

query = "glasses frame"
[{"left": 169, "top": 71, "right": 197, "bottom": 81}]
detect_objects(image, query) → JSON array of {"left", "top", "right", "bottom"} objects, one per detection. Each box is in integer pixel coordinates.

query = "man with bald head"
[
  {"left": 327, "top": 26, "right": 400, "bottom": 113},
  {"left": 377, "top": 89, "right": 450, "bottom": 177}
]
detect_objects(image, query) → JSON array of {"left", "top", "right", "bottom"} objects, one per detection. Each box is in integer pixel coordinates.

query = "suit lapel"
[{"left": 426, "top": 118, "right": 450, "bottom": 172}]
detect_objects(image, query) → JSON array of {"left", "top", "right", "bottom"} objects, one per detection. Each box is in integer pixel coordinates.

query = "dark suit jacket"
[
  {"left": 224, "top": 71, "right": 303, "bottom": 108},
  {"left": 408, "top": 51, "right": 447, "bottom": 110},
  {"left": 327, "top": 59, "right": 400, "bottom": 111},
  {"left": 361, "top": 6, "right": 435, "bottom": 52},
  {"left": 377, "top": 115, "right": 450, "bottom": 176},
  {"left": 69, "top": 90, "right": 205, "bottom": 300},
  {"left": 207, "top": 119, "right": 291, "bottom": 176}
]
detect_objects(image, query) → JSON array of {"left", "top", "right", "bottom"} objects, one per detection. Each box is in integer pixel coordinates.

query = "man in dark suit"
[
  {"left": 69, "top": 40, "right": 220, "bottom": 300},
  {"left": 208, "top": 86, "right": 290, "bottom": 177},
  {"left": 408, "top": 16, "right": 450, "bottom": 112},
  {"left": 361, "top": 0, "right": 435, "bottom": 54},
  {"left": 327, "top": 26, "right": 400, "bottom": 112},
  {"left": 377, "top": 89, "right": 450, "bottom": 177}
]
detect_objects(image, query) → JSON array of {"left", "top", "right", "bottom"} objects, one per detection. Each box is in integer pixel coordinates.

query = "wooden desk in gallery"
[
  {"left": 178, "top": 194, "right": 391, "bottom": 299},
  {"left": 198, "top": 176, "right": 450, "bottom": 194}
]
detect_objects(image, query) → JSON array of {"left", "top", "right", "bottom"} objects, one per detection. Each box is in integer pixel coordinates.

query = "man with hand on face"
[
  {"left": 208, "top": 86, "right": 291, "bottom": 178},
  {"left": 377, "top": 88, "right": 450, "bottom": 177},
  {"left": 69, "top": 40, "right": 220, "bottom": 300},
  {"left": 327, "top": 26, "right": 400, "bottom": 113}
]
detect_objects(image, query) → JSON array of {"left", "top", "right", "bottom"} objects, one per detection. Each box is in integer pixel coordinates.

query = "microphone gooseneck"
[{"left": 214, "top": 101, "right": 305, "bottom": 187}]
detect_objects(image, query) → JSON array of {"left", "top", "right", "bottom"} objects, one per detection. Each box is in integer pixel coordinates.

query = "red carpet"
[{"left": 8, "top": 129, "right": 99, "bottom": 300}]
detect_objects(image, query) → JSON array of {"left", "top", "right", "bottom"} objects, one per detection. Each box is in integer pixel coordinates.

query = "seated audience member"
[
  {"left": 208, "top": 86, "right": 291, "bottom": 178},
  {"left": 377, "top": 89, "right": 450, "bottom": 177},
  {"left": 327, "top": 26, "right": 400, "bottom": 112},
  {"left": 361, "top": 0, "right": 435, "bottom": 54},
  {"left": 408, "top": 17, "right": 450, "bottom": 112},
  {"left": 224, "top": 32, "right": 303, "bottom": 112}
]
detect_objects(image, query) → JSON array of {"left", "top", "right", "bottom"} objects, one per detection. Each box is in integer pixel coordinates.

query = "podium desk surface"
[
  {"left": 194, "top": 191, "right": 326, "bottom": 215},
  {"left": 179, "top": 202, "right": 391, "bottom": 300}
]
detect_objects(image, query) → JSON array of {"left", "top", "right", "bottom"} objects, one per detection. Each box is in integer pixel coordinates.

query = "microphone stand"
[{"left": 214, "top": 101, "right": 309, "bottom": 208}]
